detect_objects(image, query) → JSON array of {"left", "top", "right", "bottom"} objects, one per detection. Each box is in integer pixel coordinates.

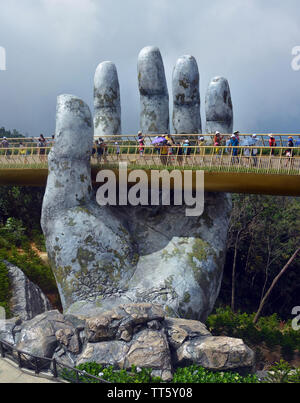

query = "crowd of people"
[
  {"left": 0, "top": 134, "right": 55, "bottom": 161},
  {"left": 134, "top": 130, "right": 300, "bottom": 167},
  {"left": 1, "top": 131, "right": 300, "bottom": 168}
]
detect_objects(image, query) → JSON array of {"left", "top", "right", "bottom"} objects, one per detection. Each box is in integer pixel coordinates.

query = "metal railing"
[
  {"left": 2, "top": 133, "right": 300, "bottom": 147},
  {"left": 0, "top": 338, "right": 110, "bottom": 384},
  {"left": 0, "top": 134, "right": 300, "bottom": 176}
]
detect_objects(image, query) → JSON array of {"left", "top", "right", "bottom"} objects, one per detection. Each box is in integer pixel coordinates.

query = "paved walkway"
[{"left": 0, "top": 358, "right": 60, "bottom": 383}]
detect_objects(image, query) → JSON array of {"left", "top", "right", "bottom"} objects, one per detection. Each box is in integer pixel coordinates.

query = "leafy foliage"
[
  {"left": 0, "top": 218, "right": 26, "bottom": 247},
  {"left": 61, "top": 363, "right": 259, "bottom": 384},
  {"left": 61, "top": 364, "right": 162, "bottom": 384},
  {"left": 0, "top": 186, "right": 45, "bottom": 235},
  {"left": 0, "top": 244, "right": 57, "bottom": 297},
  {"left": 264, "top": 360, "right": 300, "bottom": 383},
  {"left": 220, "top": 194, "right": 300, "bottom": 318},
  {"left": 206, "top": 307, "right": 300, "bottom": 360},
  {"left": 172, "top": 365, "right": 259, "bottom": 383},
  {"left": 0, "top": 261, "right": 11, "bottom": 316}
]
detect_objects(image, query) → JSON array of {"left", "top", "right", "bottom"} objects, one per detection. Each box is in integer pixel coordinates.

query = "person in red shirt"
[{"left": 268, "top": 134, "right": 276, "bottom": 156}]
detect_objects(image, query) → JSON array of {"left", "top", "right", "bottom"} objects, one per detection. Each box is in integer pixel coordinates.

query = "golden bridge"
[{"left": 1, "top": 134, "right": 300, "bottom": 196}]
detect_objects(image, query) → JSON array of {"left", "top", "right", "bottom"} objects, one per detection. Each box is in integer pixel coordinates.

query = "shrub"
[
  {"left": 0, "top": 218, "right": 26, "bottom": 247},
  {"left": 206, "top": 307, "right": 300, "bottom": 359},
  {"left": 0, "top": 261, "right": 11, "bottom": 316},
  {"left": 61, "top": 364, "right": 162, "bottom": 384},
  {"left": 265, "top": 360, "right": 300, "bottom": 383},
  {"left": 60, "top": 363, "right": 259, "bottom": 384},
  {"left": 172, "top": 365, "right": 259, "bottom": 383}
]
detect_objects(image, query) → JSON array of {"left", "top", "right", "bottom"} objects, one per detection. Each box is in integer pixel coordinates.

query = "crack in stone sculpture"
[{"left": 41, "top": 47, "right": 233, "bottom": 322}]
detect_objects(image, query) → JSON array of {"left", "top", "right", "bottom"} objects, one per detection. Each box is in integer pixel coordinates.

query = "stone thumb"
[{"left": 42, "top": 94, "right": 94, "bottom": 226}]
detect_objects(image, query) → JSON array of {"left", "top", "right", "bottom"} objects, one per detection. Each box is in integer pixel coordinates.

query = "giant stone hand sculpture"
[{"left": 41, "top": 47, "right": 232, "bottom": 321}]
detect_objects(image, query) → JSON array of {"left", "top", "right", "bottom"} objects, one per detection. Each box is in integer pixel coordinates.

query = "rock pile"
[{"left": 0, "top": 303, "right": 255, "bottom": 381}]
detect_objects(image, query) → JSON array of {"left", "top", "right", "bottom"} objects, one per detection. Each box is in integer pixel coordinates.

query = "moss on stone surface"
[
  {"left": 77, "top": 248, "right": 96, "bottom": 269},
  {"left": 67, "top": 218, "right": 76, "bottom": 227},
  {"left": 188, "top": 239, "right": 209, "bottom": 267},
  {"left": 183, "top": 292, "right": 191, "bottom": 304}
]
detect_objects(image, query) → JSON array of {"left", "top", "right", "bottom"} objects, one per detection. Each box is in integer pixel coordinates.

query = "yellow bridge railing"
[{"left": 0, "top": 134, "right": 300, "bottom": 176}]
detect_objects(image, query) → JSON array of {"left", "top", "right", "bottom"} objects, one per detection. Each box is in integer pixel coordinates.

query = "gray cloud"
[{"left": 0, "top": 0, "right": 300, "bottom": 136}]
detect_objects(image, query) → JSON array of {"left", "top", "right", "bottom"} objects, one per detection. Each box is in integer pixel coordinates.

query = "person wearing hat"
[
  {"left": 214, "top": 131, "right": 224, "bottom": 156},
  {"left": 229, "top": 133, "right": 239, "bottom": 163},
  {"left": 115, "top": 141, "right": 120, "bottom": 156},
  {"left": 183, "top": 139, "right": 191, "bottom": 156},
  {"left": 160, "top": 138, "right": 169, "bottom": 165},
  {"left": 1, "top": 137, "right": 10, "bottom": 158},
  {"left": 137, "top": 131, "right": 145, "bottom": 156},
  {"left": 268, "top": 134, "right": 276, "bottom": 156},
  {"left": 1, "top": 137, "right": 9, "bottom": 148},
  {"left": 233, "top": 131, "right": 240, "bottom": 142},
  {"left": 198, "top": 136, "right": 205, "bottom": 158},
  {"left": 285, "top": 136, "right": 294, "bottom": 167}
]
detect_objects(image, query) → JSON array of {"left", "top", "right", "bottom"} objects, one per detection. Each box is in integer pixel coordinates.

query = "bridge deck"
[
  {"left": 0, "top": 157, "right": 299, "bottom": 196},
  {"left": 0, "top": 134, "right": 300, "bottom": 195}
]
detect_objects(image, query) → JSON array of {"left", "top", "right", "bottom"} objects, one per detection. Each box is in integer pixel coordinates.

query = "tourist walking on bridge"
[
  {"left": 229, "top": 134, "right": 239, "bottom": 164},
  {"left": 285, "top": 136, "right": 294, "bottom": 168},
  {"left": 138, "top": 131, "right": 145, "bottom": 156},
  {"left": 214, "top": 131, "right": 224, "bottom": 158},
  {"left": 1, "top": 137, "right": 11, "bottom": 159},
  {"left": 38, "top": 134, "right": 47, "bottom": 162},
  {"left": 198, "top": 136, "right": 205, "bottom": 163},
  {"left": 250, "top": 134, "right": 258, "bottom": 167},
  {"left": 268, "top": 134, "right": 276, "bottom": 156},
  {"left": 160, "top": 139, "right": 169, "bottom": 165},
  {"left": 1, "top": 137, "right": 9, "bottom": 148},
  {"left": 175, "top": 142, "right": 183, "bottom": 166}
]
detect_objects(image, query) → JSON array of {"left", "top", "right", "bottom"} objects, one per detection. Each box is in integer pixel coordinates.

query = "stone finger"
[
  {"left": 172, "top": 55, "right": 202, "bottom": 136},
  {"left": 205, "top": 76, "right": 233, "bottom": 135},
  {"left": 138, "top": 46, "right": 169, "bottom": 135}
]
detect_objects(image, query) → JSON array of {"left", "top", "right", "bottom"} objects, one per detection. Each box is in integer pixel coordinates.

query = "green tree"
[{"left": 220, "top": 195, "right": 300, "bottom": 319}]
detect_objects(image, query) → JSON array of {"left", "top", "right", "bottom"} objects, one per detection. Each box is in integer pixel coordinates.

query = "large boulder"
[
  {"left": 15, "top": 310, "right": 81, "bottom": 359},
  {"left": 85, "top": 303, "right": 165, "bottom": 343},
  {"left": 175, "top": 336, "right": 255, "bottom": 372},
  {"left": 163, "top": 317, "right": 212, "bottom": 350},
  {"left": 4, "top": 261, "right": 52, "bottom": 321}
]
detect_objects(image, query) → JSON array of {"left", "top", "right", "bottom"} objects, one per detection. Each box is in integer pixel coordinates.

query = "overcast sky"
[{"left": 0, "top": 0, "right": 300, "bottom": 137}]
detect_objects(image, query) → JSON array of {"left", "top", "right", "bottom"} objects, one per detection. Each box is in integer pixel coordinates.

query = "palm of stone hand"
[{"left": 41, "top": 47, "right": 232, "bottom": 321}]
